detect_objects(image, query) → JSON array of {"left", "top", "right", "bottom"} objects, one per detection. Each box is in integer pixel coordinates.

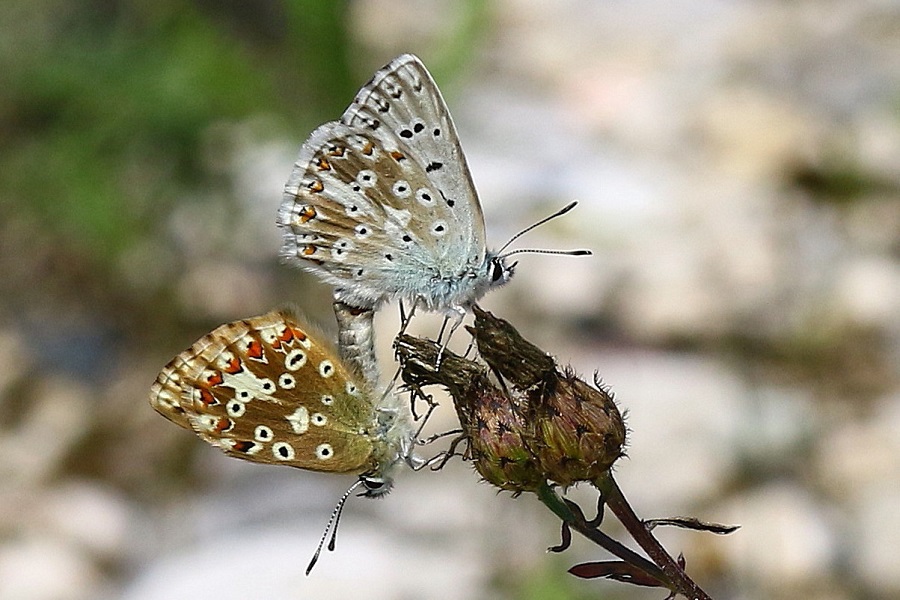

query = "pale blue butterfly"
[{"left": 278, "top": 54, "right": 588, "bottom": 383}]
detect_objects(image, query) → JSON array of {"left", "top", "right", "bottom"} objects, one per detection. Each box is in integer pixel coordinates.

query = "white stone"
[{"left": 0, "top": 537, "right": 107, "bottom": 600}]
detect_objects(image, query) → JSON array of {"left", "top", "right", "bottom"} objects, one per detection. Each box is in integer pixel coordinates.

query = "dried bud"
[
  {"left": 395, "top": 335, "right": 545, "bottom": 492},
  {"left": 531, "top": 371, "right": 626, "bottom": 486},
  {"left": 395, "top": 307, "right": 626, "bottom": 492},
  {"left": 470, "top": 306, "right": 626, "bottom": 486},
  {"left": 468, "top": 305, "right": 556, "bottom": 391},
  {"left": 464, "top": 385, "right": 546, "bottom": 493}
]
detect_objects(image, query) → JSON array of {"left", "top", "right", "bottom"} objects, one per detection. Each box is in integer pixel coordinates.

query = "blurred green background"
[{"left": 1, "top": 1, "right": 898, "bottom": 599}]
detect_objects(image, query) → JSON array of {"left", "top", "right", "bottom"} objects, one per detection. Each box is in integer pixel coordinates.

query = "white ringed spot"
[
  {"left": 259, "top": 378, "right": 276, "bottom": 395},
  {"left": 392, "top": 180, "right": 411, "bottom": 198},
  {"left": 319, "top": 360, "right": 335, "bottom": 378},
  {"left": 254, "top": 425, "right": 274, "bottom": 442},
  {"left": 357, "top": 170, "right": 377, "bottom": 188},
  {"left": 315, "top": 444, "right": 334, "bottom": 461},
  {"left": 311, "top": 413, "right": 327, "bottom": 427},
  {"left": 273, "top": 442, "right": 295, "bottom": 461},
  {"left": 285, "top": 349, "right": 307, "bottom": 371},
  {"left": 430, "top": 220, "right": 448, "bottom": 237},
  {"left": 415, "top": 188, "right": 435, "bottom": 206},
  {"left": 226, "top": 400, "right": 246, "bottom": 418},
  {"left": 278, "top": 373, "right": 296, "bottom": 389}
]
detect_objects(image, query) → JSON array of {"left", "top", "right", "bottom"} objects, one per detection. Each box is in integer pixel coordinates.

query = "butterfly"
[
  {"left": 149, "top": 309, "right": 418, "bottom": 497},
  {"left": 278, "top": 54, "right": 506, "bottom": 313},
  {"left": 277, "top": 54, "right": 588, "bottom": 382}
]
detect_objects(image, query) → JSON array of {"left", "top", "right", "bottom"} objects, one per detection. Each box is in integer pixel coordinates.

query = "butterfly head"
[
  {"left": 487, "top": 253, "right": 516, "bottom": 290},
  {"left": 359, "top": 473, "right": 393, "bottom": 497}
]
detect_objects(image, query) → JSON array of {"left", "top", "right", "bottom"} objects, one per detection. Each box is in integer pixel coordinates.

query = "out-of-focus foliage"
[{"left": 0, "top": 0, "right": 356, "bottom": 264}]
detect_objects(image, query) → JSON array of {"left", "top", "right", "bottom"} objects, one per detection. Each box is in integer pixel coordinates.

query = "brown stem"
[
  {"left": 595, "top": 473, "right": 712, "bottom": 600},
  {"left": 536, "top": 484, "right": 668, "bottom": 585}
]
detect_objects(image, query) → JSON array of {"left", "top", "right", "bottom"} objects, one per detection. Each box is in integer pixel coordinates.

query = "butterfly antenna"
[
  {"left": 496, "top": 201, "right": 588, "bottom": 256},
  {"left": 306, "top": 480, "right": 363, "bottom": 575},
  {"left": 498, "top": 247, "right": 592, "bottom": 260}
]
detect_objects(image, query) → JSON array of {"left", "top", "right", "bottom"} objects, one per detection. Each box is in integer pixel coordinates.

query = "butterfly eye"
[
  {"left": 490, "top": 259, "right": 506, "bottom": 283},
  {"left": 360, "top": 475, "right": 393, "bottom": 497}
]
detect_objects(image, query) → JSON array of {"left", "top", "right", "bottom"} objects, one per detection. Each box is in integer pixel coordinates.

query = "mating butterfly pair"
[
  {"left": 149, "top": 55, "right": 588, "bottom": 565},
  {"left": 150, "top": 54, "right": 502, "bottom": 491}
]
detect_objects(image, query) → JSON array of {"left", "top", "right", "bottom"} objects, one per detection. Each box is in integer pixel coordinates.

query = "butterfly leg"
[
  {"left": 397, "top": 299, "right": 418, "bottom": 336},
  {"left": 423, "top": 433, "right": 469, "bottom": 471},
  {"left": 461, "top": 335, "right": 477, "bottom": 359},
  {"left": 404, "top": 380, "right": 439, "bottom": 422},
  {"left": 435, "top": 306, "right": 466, "bottom": 368},
  {"left": 417, "top": 428, "right": 464, "bottom": 446}
]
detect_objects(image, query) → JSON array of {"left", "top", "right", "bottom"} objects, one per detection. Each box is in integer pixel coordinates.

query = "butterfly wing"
[
  {"left": 149, "top": 310, "right": 380, "bottom": 474},
  {"left": 279, "top": 54, "right": 488, "bottom": 309},
  {"left": 341, "top": 54, "right": 486, "bottom": 255}
]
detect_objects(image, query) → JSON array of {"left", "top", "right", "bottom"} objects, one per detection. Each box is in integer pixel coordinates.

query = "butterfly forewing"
[
  {"left": 342, "top": 54, "right": 485, "bottom": 251},
  {"left": 279, "top": 54, "right": 488, "bottom": 308},
  {"left": 149, "top": 310, "right": 379, "bottom": 474}
]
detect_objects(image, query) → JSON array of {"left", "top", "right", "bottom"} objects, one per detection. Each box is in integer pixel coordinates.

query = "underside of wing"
[
  {"left": 149, "top": 311, "right": 378, "bottom": 474},
  {"left": 279, "top": 55, "right": 487, "bottom": 307}
]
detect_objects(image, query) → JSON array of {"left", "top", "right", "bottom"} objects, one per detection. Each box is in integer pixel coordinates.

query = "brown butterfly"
[{"left": 149, "top": 309, "right": 418, "bottom": 496}]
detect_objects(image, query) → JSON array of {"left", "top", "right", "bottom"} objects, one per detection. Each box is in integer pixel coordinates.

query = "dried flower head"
[
  {"left": 395, "top": 307, "right": 626, "bottom": 491},
  {"left": 469, "top": 306, "right": 626, "bottom": 487},
  {"left": 394, "top": 334, "right": 545, "bottom": 492}
]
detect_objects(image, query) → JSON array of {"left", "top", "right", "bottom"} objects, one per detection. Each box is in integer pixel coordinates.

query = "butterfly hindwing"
[{"left": 150, "top": 310, "right": 379, "bottom": 474}]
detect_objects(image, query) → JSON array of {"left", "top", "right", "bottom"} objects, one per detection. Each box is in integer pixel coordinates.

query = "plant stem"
[
  {"left": 595, "top": 473, "right": 712, "bottom": 600},
  {"left": 536, "top": 483, "right": 669, "bottom": 585}
]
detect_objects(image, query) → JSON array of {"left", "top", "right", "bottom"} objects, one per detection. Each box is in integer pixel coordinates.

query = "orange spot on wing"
[
  {"left": 307, "top": 180, "right": 324, "bottom": 193},
  {"left": 232, "top": 440, "right": 255, "bottom": 453},
  {"left": 246, "top": 340, "right": 264, "bottom": 359},
  {"left": 302, "top": 245, "right": 317, "bottom": 256},
  {"left": 299, "top": 206, "right": 317, "bottom": 222},
  {"left": 214, "top": 417, "right": 233, "bottom": 433},
  {"left": 362, "top": 141, "right": 374, "bottom": 155},
  {"left": 316, "top": 157, "right": 331, "bottom": 171},
  {"left": 223, "top": 357, "right": 242, "bottom": 374},
  {"left": 390, "top": 150, "right": 406, "bottom": 162},
  {"left": 198, "top": 388, "right": 217, "bottom": 406},
  {"left": 328, "top": 146, "right": 345, "bottom": 157},
  {"left": 206, "top": 371, "right": 224, "bottom": 386},
  {"left": 291, "top": 328, "right": 308, "bottom": 344}
]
